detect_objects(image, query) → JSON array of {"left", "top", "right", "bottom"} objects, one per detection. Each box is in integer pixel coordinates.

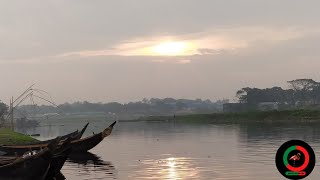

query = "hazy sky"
[{"left": 1, "top": 0, "right": 320, "bottom": 104}]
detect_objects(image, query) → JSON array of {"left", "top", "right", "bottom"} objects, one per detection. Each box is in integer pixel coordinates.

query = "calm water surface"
[{"left": 18, "top": 119, "right": 320, "bottom": 180}]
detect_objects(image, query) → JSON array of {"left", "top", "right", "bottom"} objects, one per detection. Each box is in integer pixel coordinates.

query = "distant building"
[{"left": 257, "top": 102, "right": 279, "bottom": 111}]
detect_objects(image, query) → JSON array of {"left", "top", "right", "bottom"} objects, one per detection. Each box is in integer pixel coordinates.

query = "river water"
[{"left": 18, "top": 119, "right": 320, "bottom": 180}]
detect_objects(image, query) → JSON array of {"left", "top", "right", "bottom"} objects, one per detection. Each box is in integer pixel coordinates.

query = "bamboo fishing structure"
[{"left": 1, "top": 84, "right": 59, "bottom": 129}]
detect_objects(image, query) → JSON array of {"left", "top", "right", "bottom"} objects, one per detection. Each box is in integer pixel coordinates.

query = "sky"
[{"left": 1, "top": 0, "right": 320, "bottom": 104}]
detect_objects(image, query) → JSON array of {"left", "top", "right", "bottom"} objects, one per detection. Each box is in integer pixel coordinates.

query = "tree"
[
  {"left": 311, "top": 85, "right": 320, "bottom": 104},
  {"left": 236, "top": 87, "right": 251, "bottom": 103},
  {"left": 0, "top": 101, "right": 8, "bottom": 120},
  {"left": 0, "top": 102, "right": 8, "bottom": 115},
  {"left": 287, "top": 79, "right": 320, "bottom": 103},
  {"left": 287, "top": 79, "right": 319, "bottom": 91},
  {"left": 236, "top": 86, "right": 296, "bottom": 105},
  {"left": 236, "top": 79, "right": 320, "bottom": 106}
]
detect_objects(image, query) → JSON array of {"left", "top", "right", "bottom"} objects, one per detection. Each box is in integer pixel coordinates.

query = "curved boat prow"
[
  {"left": 110, "top": 121, "right": 117, "bottom": 128},
  {"left": 102, "top": 121, "right": 117, "bottom": 138},
  {"left": 79, "top": 122, "right": 90, "bottom": 138}
]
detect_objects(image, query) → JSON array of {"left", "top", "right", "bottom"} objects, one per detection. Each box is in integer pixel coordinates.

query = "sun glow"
[{"left": 151, "top": 41, "right": 191, "bottom": 56}]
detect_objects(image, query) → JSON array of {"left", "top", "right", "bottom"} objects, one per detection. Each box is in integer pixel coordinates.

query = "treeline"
[
  {"left": 236, "top": 79, "right": 320, "bottom": 106},
  {"left": 17, "top": 98, "right": 228, "bottom": 119}
]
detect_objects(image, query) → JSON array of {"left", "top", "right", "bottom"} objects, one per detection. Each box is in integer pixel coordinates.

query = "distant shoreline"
[{"left": 124, "top": 109, "right": 320, "bottom": 124}]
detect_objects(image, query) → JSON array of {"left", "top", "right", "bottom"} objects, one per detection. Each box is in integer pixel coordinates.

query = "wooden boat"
[
  {"left": 0, "top": 138, "right": 71, "bottom": 179},
  {"left": 26, "top": 122, "right": 89, "bottom": 145},
  {"left": 0, "top": 139, "right": 60, "bottom": 180},
  {"left": 71, "top": 121, "right": 116, "bottom": 152},
  {"left": 0, "top": 121, "right": 116, "bottom": 154},
  {"left": 58, "top": 122, "right": 89, "bottom": 141},
  {"left": 46, "top": 145, "right": 72, "bottom": 178},
  {"left": 0, "top": 149, "right": 51, "bottom": 180},
  {"left": 0, "top": 156, "right": 19, "bottom": 166},
  {"left": 0, "top": 122, "right": 86, "bottom": 154},
  {"left": 45, "top": 137, "right": 73, "bottom": 179}
]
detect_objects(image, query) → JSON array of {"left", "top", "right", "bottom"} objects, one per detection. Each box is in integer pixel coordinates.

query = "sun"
[{"left": 151, "top": 41, "right": 190, "bottom": 56}]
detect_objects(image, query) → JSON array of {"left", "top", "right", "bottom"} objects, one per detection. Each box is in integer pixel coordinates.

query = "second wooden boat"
[
  {"left": 0, "top": 121, "right": 116, "bottom": 154},
  {"left": 26, "top": 122, "right": 89, "bottom": 145}
]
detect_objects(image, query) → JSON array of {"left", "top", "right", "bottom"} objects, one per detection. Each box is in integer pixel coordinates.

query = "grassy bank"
[
  {"left": 136, "top": 109, "right": 320, "bottom": 124},
  {"left": 0, "top": 128, "right": 38, "bottom": 145}
]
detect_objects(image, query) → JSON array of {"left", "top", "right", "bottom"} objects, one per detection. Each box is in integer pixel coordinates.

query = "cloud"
[
  {"left": 1, "top": 0, "right": 320, "bottom": 103},
  {"left": 59, "top": 26, "right": 306, "bottom": 59},
  {"left": 1, "top": 30, "right": 320, "bottom": 103},
  {"left": 197, "top": 48, "right": 222, "bottom": 55},
  {"left": 177, "top": 59, "right": 191, "bottom": 64},
  {"left": 151, "top": 58, "right": 191, "bottom": 64},
  {"left": 1, "top": 0, "right": 320, "bottom": 62}
]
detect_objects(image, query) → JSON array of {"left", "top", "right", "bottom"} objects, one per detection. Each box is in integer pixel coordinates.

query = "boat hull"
[
  {"left": 46, "top": 147, "right": 72, "bottom": 178},
  {"left": 71, "top": 133, "right": 104, "bottom": 152},
  {"left": 0, "top": 149, "right": 51, "bottom": 180}
]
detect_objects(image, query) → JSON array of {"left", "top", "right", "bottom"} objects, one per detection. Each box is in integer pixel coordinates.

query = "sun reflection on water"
[
  {"left": 167, "top": 157, "right": 177, "bottom": 179},
  {"left": 131, "top": 157, "right": 203, "bottom": 180}
]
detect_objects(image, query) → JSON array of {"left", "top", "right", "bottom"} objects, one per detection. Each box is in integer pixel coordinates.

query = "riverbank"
[
  {"left": 133, "top": 109, "right": 320, "bottom": 124},
  {"left": 0, "top": 128, "right": 38, "bottom": 145}
]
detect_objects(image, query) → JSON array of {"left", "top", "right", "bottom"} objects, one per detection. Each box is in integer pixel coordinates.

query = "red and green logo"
[{"left": 276, "top": 140, "right": 315, "bottom": 179}]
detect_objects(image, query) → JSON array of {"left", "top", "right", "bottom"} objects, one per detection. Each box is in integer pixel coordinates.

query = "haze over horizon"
[{"left": 1, "top": 0, "right": 320, "bottom": 104}]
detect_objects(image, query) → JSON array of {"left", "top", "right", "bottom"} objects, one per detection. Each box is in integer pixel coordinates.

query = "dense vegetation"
[
  {"left": 236, "top": 79, "right": 320, "bottom": 106},
  {"left": 140, "top": 109, "right": 320, "bottom": 123},
  {"left": 0, "top": 101, "right": 8, "bottom": 123},
  {"left": 1, "top": 78, "right": 319, "bottom": 123},
  {"left": 17, "top": 98, "right": 228, "bottom": 119}
]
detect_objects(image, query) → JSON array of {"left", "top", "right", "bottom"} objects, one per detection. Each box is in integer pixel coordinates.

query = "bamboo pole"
[{"left": 11, "top": 97, "right": 14, "bottom": 130}]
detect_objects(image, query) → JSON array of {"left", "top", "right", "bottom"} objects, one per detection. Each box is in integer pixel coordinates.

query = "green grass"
[{"left": 0, "top": 128, "right": 38, "bottom": 145}]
